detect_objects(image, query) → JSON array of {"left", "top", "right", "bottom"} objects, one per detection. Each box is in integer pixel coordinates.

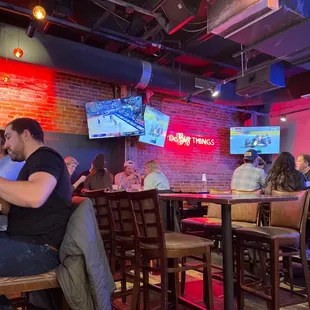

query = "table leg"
[{"left": 221, "top": 203, "right": 234, "bottom": 310}]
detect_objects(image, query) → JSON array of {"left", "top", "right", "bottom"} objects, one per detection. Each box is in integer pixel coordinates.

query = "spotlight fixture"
[
  {"left": 2, "top": 74, "right": 10, "bottom": 83},
  {"left": 26, "top": 20, "right": 38, "bottom": 38},
  {"left": 212, "top": 84, "right": 222, "bottom": 97},
  {"left": 280, "top": 115, "right": 287, "bottom": 122},
  {"left": 32, "top": 5, "right": 46, "bottom": 20},
  {"left": 13, "top": 48, "right": 24, "bottom": 58}
]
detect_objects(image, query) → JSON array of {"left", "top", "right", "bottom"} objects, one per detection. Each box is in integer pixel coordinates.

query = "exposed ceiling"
[{"left": 0, "top": 0, "right": 309, "bottom": 107}]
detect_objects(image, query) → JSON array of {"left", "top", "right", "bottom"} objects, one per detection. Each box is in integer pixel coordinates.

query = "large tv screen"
[
  {"left": 139, "top": 105, "right": 170, "bottom": 147},
  {"left": 230, "top": 126, "right": 280, "bottom": 154},
  {"left": 85, "top": 96, "right": 145, "bottom": 139}
]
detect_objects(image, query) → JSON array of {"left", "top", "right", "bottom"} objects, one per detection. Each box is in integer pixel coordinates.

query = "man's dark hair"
[
  {"left": 0, "top": 129, "right": 8, "bottom": 155},
  {"left": 244, "top": 159, "right": 255, "bottom": 164},
  {"left": 301, "top": 154, "right": 310, "bottom": 166},
  {"left": 7, "top": 118, "right": 44, "bottom": 143}
]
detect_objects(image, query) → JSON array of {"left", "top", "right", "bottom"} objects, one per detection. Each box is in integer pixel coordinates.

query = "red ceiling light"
[
  {"left": 32, "top": 5, "right": 46, "bottom": 20},
  {"left": 13, "top": 48, "right": 24, "bottom": 58},
  {"left": 2, "top": 74, "right": 11, "bottom": 83}
]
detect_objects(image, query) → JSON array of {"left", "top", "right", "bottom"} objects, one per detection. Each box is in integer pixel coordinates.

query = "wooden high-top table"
[{"left": 159, "top": 193, "right": 299, "bottom": 310}]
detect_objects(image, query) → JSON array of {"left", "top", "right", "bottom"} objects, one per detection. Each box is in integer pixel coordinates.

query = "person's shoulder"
[
  {"left": 32, "top": 146, "right": 62, "bottom": 159},
  {"left": 28, "top": 147, "right": 64, "bottom": 167}
]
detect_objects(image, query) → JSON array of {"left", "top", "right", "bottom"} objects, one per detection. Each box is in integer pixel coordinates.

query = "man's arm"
[
  {"left": 0, "top": 172, "right": 57, "bottom": 208},
  {"left": 0, "top": 197, "right": 11, "bottom": 215}
]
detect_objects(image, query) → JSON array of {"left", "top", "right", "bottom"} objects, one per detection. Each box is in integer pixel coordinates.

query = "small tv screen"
[
  {"left": 139, "top": 105, "right": 170, "bottom": 147},
  {"left": 85, "top": 96, "right": 145, "bottom": 139},
  {"left": 230, "top": 126, "right": 280, "bottom": 155}
]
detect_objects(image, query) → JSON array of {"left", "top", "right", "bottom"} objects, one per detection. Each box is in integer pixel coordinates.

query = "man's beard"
[{"left": 8, "top": 150, "right": 25, "bottom": 162}]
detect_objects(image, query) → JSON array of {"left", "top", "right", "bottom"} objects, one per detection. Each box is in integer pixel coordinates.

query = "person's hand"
[
  {"left": 127, "top": 174, "right": 138, "bottom": 180},
  {"left": 77, "top": 175, "right": 87, "bottom": 185}
]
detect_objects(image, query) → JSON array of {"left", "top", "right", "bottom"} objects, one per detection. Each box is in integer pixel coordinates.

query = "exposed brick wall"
[
  {"left": 137, "top": 97, "right": 242, "bottom": 192},
  {"left": 1, "top": 59, "right": 242, "bottom": 190},
  {"left": 0, "top": 59, "right": 113, "bottom": 133}
]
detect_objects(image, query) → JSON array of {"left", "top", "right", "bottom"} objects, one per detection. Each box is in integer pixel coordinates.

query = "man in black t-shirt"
[{"left": 0, "top": 118, "right": 72, "bottom": 308}]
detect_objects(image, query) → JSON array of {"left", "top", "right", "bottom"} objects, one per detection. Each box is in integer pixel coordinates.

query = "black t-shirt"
[
  {"left": 8, "top": 147, "right": 73, "bottom": 248},
  {"left": 305, "top": 170, "right": 310, "bottom": 181}
]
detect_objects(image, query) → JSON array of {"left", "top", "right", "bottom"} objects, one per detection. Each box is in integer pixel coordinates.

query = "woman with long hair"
[
  {"left": 83, "top": 154, "right": 113, "bottom": 190},
  {"left": 264, "top": 151, "right": 306, "bottom": 194}
]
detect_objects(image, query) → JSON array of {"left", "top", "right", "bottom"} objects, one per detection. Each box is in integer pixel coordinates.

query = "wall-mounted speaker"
[{"left": 159, "top": 0, "right": 201, "bottom": 34}]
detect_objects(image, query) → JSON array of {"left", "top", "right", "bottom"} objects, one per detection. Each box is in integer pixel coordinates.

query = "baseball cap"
[
  {"left": 244, "top": 149, "right": 258, "bottom": 161},
  {"left": 124, "top": 160, "right": 135, "bottom": 168}
]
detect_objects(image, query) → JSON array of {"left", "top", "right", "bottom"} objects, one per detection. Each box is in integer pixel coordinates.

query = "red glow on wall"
[{"left": 0, "top": 58, "right": 57, "bottom": 131}]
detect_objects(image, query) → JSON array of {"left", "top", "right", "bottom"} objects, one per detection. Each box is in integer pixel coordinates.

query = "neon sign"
[{"left": 167, "top": 132, "right": 215, "bottom": 147}]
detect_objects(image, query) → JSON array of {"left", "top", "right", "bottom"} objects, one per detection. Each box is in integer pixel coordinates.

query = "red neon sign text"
[{"left": 167, "top": 132, "right": 215, "bottom": 147}]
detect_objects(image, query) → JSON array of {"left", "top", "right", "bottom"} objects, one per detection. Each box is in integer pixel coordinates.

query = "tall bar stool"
[
  {"left": 128, "top": 189, "right": 214, "bottom": 310},
  {"left": 105, "top": 190, "right": 140, "bottom": 310},
  {"left": 235, "top": 190, "right": 310, "bottom": 310},
  {"left": 81, "top": 190, "right": 114, "bottom": 264},
  {"left": 180, "top": 189, "right": 260, "bottom": 288}
]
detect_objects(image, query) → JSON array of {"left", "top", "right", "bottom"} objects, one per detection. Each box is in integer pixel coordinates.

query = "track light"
[
  {"left": 33, "top": 5, "right": 46, "bottom": 20},
  {"left": 26, "top": 20, "right": 39, "bottom": 38},
  {"left": 280, "top": 115, "right": 287, "bottom": 122},
  {"left": 2, "top": 74, "right": 10, "bottom": 83},
  {"left": 13, "top": 48, "right": 24, "bottom": 58},
  {"left": 212, "top": 84, "right": 221, "bottom": 97}
]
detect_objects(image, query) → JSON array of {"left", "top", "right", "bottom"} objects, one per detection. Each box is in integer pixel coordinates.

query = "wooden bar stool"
[
  {"left": 235, "top": 189, "right": 310, "bottom": 310},
  {"left": 128, "top": 189, "right": 214, "bottom": 310},
  {"left": 105, "top": 190, "right": 140, "bottom": 310},
  {"left": 81, "top": 190, "right": 114, "bottom": 264},
  {"left": 181, "top": 189, "right": 261, "bottom": 287}
]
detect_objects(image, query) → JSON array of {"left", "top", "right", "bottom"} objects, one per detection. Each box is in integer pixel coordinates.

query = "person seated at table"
[
  {"left": 114, "top": 160, "right": 141, "bottom": 189},
  {"left": 264, "top": 151, "right": 306, "bottom": 194},
  {"left": 143, "top": 160, "right": 170, "bottom": 190},
  {"left": 0, "top": 130, "right": 24, "bottom": 232},
  {"left": 0, "top": 118, "right": 72, "bottom": 308},
  {"left": 296, "top": 153, "right": 310, "bottom": 181},
  {"left": 257, "top": 156, "right": 266, "bottom": 170},
  {"left": 83, "top": 153, "right": 113, "bottom": 190},
  {"left": 231, "top": 149, "right": 266, "bottom": 191},
  {"left": 65, "top": 156, "right": 86, "bottom": 192}
]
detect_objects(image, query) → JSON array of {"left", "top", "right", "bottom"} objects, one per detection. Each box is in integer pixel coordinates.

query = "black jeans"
[{"left": 0, "top": 232, "right": 60, "bottom": 309}]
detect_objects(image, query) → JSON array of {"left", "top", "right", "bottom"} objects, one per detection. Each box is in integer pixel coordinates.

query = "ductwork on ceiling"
[
  {"left": 0, "top": 23, "right": 242, "bottom": 104},
  {"left": 208, "top": 0, "right": 310, "bottom": 102},
  {"left": 208, "top": 0, "right": 310, "bottom": 69}
]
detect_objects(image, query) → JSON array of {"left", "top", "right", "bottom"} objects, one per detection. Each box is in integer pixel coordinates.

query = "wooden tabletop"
[{"left": 158, "top": 193, "right": 299, "bottom": 204}]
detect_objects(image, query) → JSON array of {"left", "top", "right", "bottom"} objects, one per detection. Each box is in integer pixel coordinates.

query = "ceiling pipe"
[
  {"left": 0, "top": 23, "right": 238, "bottom": 103},
  {"left": 92, "top": 0, "right": 162, "bottom": 18},
  {"left": 0, "top": 1, "right": 239, "bottom": 71}
]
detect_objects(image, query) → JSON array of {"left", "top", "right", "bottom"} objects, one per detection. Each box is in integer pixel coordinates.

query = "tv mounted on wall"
[
  {"left": 230, "top": 126, "right": 280, "bottom": 155},
  {"left": 85, "top": 96, "right": 145, "bottom": 139},
  {"left": 139, "top": 105, "right": 170, "bottom": 147}
]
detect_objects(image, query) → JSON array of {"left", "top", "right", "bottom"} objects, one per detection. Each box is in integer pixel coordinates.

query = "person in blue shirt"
[{"left": 0, "top": 130, "right": 24, "bottom": 231}]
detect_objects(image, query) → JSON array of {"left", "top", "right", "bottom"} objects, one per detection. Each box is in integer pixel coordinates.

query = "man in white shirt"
[
  {"left": 231, "top": 149, "right": 266, "bottom": 191},
  {"left": 114, "top": 160, "right": 141, "bottom": 189}
]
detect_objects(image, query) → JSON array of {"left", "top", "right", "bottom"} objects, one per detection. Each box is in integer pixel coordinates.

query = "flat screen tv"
[
  {"left": 230, "top": 126, "right": 280, "bottom": 155},
  {"left": 85, "top": 96, "right": 145, "bottom": 139},
  {"left": 139, "top": 105, "right": 170, "bottom": 147}
]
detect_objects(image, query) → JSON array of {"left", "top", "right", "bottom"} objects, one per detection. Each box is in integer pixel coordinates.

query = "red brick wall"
[
  {"left": 137, "top": 97, "right": 242, "bottom": 192},
  {"left": 1, "top": 59, "right": 242, "bottom": 190},
  {"left": 0, "top": 59, "right": 113, "bottom": 133}
]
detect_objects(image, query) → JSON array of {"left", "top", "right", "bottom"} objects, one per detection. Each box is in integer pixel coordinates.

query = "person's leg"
[{"left": 0, "top": 232, "right": 60, "bottom": 308}]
